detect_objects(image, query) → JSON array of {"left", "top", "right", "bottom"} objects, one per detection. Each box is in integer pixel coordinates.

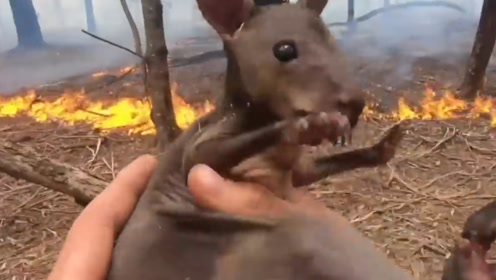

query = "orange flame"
[
  {"left": 0, "top": 83, "right": 214, "bottom": 135},
  {"left": 1, "top": 80, "right": 495, "bottom": 136},
  {"left": 91, "top": 66, "right": 134, "bottom": 78},
  {"left": 91, "top": 71, "right": 106, "bottom": 78},
  {"left": 363, "top": 87, "right": 496, "bottom": 126}
]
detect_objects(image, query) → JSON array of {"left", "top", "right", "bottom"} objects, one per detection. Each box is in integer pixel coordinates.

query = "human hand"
[
  {"left": 48, "top": 158, "right": 411, "bottom": 280},
  {"left": 187, "top": 164, "right": 415, "bottom": 280},
  {"left": 47, "top": 154, "right": 158, "bottom": 280},
  {"left": 48, "top": 156, "right": 331, "bottom": 280},
  {"left": 187, "top": 163, "right": 349, "bottom": 225}
]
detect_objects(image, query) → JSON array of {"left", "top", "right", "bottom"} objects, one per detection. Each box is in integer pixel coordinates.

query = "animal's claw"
[{"left": 283, "top": 112, "right": 351, "bottom": 146}]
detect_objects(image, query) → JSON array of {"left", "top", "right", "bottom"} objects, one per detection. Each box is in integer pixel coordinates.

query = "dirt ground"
[
  {"left": 2, "top": 105, "right": 496, "bottom": 280},
  {"left": 2, "top": 24, "right": 496, "bottom": 280}
]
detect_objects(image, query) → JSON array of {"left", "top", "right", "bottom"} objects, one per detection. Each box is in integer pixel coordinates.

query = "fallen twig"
[
  {"left": 0, "top": 140, "right": 107, "bottom": 206},
  {"left": 85, "top": 65, "right": 138, "bottom": 97},
  {"left": 0, "top": 126, "right": 13, "bottom": 133},
  {"left": 396, "top": 127, "right": 457, "bottom": 163},
  {"left": 419, "top": 127, "right": 457, "bottom": 157},
  {"left": 102, "top": 150, "right": 116, "bottom": 179},
  {"left": 462, "top": 137, "right": 496, "bottom": 155},
  {"left": 11, "top": 188, "right": 42, "bottom": 212},
  {"left": 81, "top": 108, "right": 112, "bottom": 117},
  {"left": 387, "top": 166, "right": 423, "bottom": 196},
  {"left": 86, "top": 137, "right": 103, "bottom": 164},
  {"left": 418, "top": 170, "right": 470, "bottom": 190},
  {"left": 62, "top": 139, "right": 102, "bottom": 150}
]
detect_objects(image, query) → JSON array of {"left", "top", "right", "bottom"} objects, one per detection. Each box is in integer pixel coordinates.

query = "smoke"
[
  {"left": 0, "top": 0, "right": 489, "bottom": 94},
  {"left": 326, "top": 0, "right": 484, "bottom": 87},
  {"left": 0, "top": 0, "right": 211, "bottom": 94}
]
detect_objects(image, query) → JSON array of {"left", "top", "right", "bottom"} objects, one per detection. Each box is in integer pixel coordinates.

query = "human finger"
[
  {"left": 47, "top": 154, "right": 158, "bottom": 280},
  {"left": 92, "top": 154, "right": 159, "bottom": 232},
  {"left": 187, "top": 164, "right": 292, "bottom": 219}
]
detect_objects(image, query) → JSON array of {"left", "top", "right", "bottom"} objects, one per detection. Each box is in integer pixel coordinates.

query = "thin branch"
[
  {"left": 120, "top": 0, "right": 143, "bottom": 56},
  {"left": 328, "top": 1, "right": 466, "bottom": 27},
  {"left": 81, "top": 29, "right": 144, "bottom": 59},
  {"left": 81, "top": 29, "right": 148, "bottom": 99}
]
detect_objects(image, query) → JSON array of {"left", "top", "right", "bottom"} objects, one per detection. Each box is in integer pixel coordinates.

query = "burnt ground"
[{"left": 2, "top": 19, "right": 496, "bottom": 280}]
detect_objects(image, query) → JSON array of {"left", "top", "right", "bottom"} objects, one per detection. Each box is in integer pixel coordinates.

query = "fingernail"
[{"left": 188, "top": 164, "right": 224, "bottom": 195}]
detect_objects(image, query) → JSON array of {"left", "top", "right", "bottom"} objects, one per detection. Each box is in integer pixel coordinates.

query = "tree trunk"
[
  {"left": 347, "top": 0, "right": 355, "bottom": 22},
  {"left": 142, "top": 0, "right": 181, "bottom": 149},
  {"left": 9, "top": 0, "right": 44, "bottom": 48},
  {"left": 459, "top": 0, "right": 496, "bottom": 99},
  {"left": 120, "top": 0, "right": 142, "bottom": 56},
  {"left": 0, "top": 141, "right": 106, "bottom": 206},
  {"left": 84, "top": 0, "right": 97, "bottom": 33}
]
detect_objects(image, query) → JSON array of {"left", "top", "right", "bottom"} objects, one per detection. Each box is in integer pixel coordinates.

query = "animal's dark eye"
[{"left": 273, "top": 40, "right": 298, "bottom": 62}]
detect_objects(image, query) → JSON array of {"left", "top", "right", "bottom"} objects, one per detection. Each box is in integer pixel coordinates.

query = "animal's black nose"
[{"left": 337, "top": 93, "right": 365, "bottom": 128}]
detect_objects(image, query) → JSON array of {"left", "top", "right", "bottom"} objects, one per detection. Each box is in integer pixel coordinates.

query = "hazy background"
[{"left": 0, "top": 0, "right": 487, "bottom": 93}]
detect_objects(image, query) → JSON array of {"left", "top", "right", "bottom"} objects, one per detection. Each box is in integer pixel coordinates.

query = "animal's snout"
[{"left": 336, "top": 93, "right": 366, "bottom": 128}]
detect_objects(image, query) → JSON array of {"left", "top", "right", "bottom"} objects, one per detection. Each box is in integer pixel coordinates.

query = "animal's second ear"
[
  {"left": 196, "top": 0, "right": 254, "bottom": 37},
  {"left": 297, "top": 0, "right": 328, "bottom": 15}
]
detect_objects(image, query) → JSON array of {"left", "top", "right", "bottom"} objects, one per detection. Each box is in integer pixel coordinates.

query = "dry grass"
[
  {"left": 0, "top": 115, "right": 495, "bottom": 280},
  {"left": 0, "top": 118, "right": 154, "bottom": 280},
  {"left": 310, "top": 118, "right": 496, "bottom": 280}
]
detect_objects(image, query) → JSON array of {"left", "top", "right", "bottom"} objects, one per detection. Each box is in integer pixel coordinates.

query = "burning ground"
[
  {"left": 1, "top": 49, "right": 496, "bottom": 280},
  {"left": 1, "top": 67, "right": 495, "bottom": 136},
  {"left": 0, "top": 81, "right": 214, "bottom": 136}
]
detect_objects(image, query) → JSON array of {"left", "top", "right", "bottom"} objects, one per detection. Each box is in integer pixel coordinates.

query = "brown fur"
[
  {"left": 107, "top": 1, "right": 405, "bottom": 279},
  {"left": 442, "top": 198, "right": 496, "bottom": 280},
  {"left": 462, "top": 200, "right": 496, "bottom": 251},
  {"left": 213, "top": 212, "right": 414, "bottom": 280}
]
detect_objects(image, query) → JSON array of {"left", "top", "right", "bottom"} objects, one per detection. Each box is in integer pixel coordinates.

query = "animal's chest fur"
[
  {"left": 230, "top": 143, "right": 301, "bottom": 198},
  {"left": 182, "top": 110, "right": 300, "bottom": 197}
]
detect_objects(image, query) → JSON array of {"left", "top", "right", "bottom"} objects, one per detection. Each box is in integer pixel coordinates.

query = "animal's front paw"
[
  {"left": 283, "top": 112, "right": 351, "bottom": 146},
  {"left": 370, "top": 123, "right": 403, "bottom": 164}
]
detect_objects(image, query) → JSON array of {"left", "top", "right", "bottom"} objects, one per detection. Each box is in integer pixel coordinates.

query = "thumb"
[{"left": 187, "top": 164, "right": 291, "bottom": 219}]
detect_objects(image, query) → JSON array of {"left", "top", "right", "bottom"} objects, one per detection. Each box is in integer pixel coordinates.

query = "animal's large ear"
[
  {"left": 297, "top": 0, "right": 328, "bottom": 15},
  {"left": 196, "top": 0, "right": 254, "bottom": 38}
]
